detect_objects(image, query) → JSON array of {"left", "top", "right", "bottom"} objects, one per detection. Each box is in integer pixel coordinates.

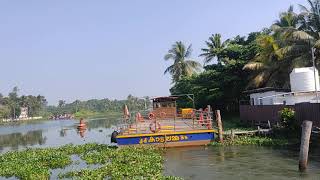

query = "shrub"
[
  {"left": 277, "top": 108, "right": 301, "bottom": 139},
  {"left": 279, "top": 108, "right": 296, "bottom": 129}
]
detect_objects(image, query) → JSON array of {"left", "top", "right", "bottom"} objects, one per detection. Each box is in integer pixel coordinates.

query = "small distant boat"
[
  {"left": 77, "top": 118, "right": 87, "bottom": 138},
  {"left": 111, "top": 96, "right": 217, "bottom": 147}
]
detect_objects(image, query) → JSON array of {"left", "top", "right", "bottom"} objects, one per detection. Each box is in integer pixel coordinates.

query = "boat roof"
[{"left": 151, "top": 96, "right": 178, "bottom": 101}]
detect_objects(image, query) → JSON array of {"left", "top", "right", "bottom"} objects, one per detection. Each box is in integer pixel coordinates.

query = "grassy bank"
[
  {"left": 212, "top": 115, "right": 297, "bottom": 147},
  {"left": 0, "top": 143, "right": 181, "bottom": 180},
  {"left": 211, "top": 136, "right": 290, "bottom": 146}
]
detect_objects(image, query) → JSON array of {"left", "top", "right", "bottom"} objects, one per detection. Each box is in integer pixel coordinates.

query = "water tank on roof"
[{"left": 290, "top": 67, "right": 320, "bottom": 92}]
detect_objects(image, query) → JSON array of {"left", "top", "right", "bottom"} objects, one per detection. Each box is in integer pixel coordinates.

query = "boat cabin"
[{"left": 151, "top": 96, "right": 177, "bottom": 118}]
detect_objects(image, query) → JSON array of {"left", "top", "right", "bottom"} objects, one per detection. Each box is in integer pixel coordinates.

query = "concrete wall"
[
  {"left": 285, "top": 93, "right": 317, "bottom": 105},
  {"left": 250, "top": 91, "right": 319, "bottom": 105},
  {"left": 249, "top": 91, "right": 287, "bottom": 105}
]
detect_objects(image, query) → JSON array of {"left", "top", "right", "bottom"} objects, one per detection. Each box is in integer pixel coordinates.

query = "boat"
[{"left": 111, "top": 96, "right": 217, "bottom": 147}]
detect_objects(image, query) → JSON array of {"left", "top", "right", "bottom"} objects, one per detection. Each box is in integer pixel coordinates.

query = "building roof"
[{"left": 243, "top": 87, "right": 291, "bottom": 94}]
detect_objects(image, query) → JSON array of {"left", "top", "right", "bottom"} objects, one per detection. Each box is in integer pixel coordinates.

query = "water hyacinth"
[{"left": 0, "top": 143, "right": 181, "bottom": 180}]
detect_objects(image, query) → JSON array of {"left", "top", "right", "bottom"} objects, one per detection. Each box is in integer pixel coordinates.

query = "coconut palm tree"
[
  {"left": 164, "top": 41, "right": 201, "bottom": 83},
  {"left": 298, "top": 0, "right": 320, "bottom": 37},
  {"left": 244, "top": 9, "right": 301, "bottom": 88},
  {"left": 273, "top": 5, "right": 298, "bottom": 29},
  {"left": 276, "top": 1, "right": 320, "bottom": 68},
  {"left": 200, "top": 33, "right": 228, "bottom": 64},
  {"left": 243, "top": 34, "right": 288, "bottom": 88},
  {"left": 244, "top": 2, "right": 320, "bottom": 89}
]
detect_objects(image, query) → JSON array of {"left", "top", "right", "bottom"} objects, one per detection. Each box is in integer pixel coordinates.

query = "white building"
[
  {"left": 247, "top": 67, "right": 320, "bottom": 105},
  {"left": 19, "top": 107, "right": 28, "bottom": 119}
]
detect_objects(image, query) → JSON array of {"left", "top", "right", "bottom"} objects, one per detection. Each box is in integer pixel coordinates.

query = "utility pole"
[{"left": 312, "top": 47, "right": 319, "bottom": 103}]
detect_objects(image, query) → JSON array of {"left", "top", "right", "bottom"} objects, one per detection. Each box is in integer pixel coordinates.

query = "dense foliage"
[
  {"left": 0, "top": 87, "right": 47, "bottom": 119},
  {"left": 168, "top": 0, "right": 320, "bottom": 112},
  {"left": 46, "top": 94, "right": 151, "bottom": 117},
  {"left": 0, "top": 143, "right": 181, "bottom": 180},
  {"left": 0, "top": 86, "right": 149, "bottom": 120},
  {"left": 170, "top": 33, "right": 260, "bottom": 111}
]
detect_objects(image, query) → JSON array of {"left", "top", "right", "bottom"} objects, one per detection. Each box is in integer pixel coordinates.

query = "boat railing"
[{"left": 118, "top": 108, "right": 217, "bottom": 135}]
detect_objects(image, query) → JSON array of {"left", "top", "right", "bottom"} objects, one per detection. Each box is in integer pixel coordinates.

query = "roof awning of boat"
[{"left": 151, "top": 96, "right": 178, "bottom": 102}]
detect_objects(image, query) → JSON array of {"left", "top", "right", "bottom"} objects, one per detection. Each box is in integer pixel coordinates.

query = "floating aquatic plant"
[{"left": 0, "top": 143, "right": 181, "bottom": 180}]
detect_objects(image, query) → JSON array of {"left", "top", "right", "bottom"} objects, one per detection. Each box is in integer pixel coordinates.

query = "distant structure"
[
  {"left": 19, "top": 107, "right": 28, "bottom": 119},
  {"left": 246, "top": 67, "right": 320, "bottom": 105}
]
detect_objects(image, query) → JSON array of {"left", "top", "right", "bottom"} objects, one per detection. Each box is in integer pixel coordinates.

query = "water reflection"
[
  {"left": 0, "top": 130, "right": 46, "bottom": 151},
  {"left": 0, "top": 118, "right": 118, "bottom": 153},
  {"left": 86, "top": 118, "right": 119, "bottom": 130}
]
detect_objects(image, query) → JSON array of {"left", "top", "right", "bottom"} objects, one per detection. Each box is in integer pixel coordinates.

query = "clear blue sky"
[{"left": 0, "top": 0, "right": 307, "bottom": 105}]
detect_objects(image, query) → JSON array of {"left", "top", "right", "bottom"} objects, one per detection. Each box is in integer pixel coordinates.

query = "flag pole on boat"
[{"left": 123, "top": 104, "right": 130, "bottom": 123}]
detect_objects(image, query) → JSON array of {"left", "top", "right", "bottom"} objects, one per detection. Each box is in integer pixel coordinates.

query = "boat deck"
[{"left": 119, "top": 118, "right": 214, "bottom": 135}]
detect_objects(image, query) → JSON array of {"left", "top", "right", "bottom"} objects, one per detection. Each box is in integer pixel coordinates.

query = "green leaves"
[
  {"left": 211, "top": 136, "right": 289, "bottom": 146},
  {"left": 0, "top": 147, "right": 71, "bottom": 179},
  {"left": 0, "top": 144, "right": 181, "bottom": 180},
  {"left": 164, "top": 41, "right": 202, "bottom": 83}
]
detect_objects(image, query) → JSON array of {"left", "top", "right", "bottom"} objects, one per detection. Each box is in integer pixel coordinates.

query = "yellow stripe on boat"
[
  {"left": 161, "top": 126, "right": 174, "bottom": 129},
  {"left": 159, "top": 130, "right": 174, "bottom": 133},
  {"left": 117, "top": 129, "right": 217, "bottom": 138}
]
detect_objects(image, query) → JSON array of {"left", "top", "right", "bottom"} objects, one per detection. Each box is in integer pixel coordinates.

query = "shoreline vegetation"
[
  {"left": 0, "top": 87, "right": 147, "bottom": 123},
  {"left": 210, "top": 136, "right": 291, "bottom": 147},
  {"left": 210, "top": 108, "right": 300, "bottom": 147}
]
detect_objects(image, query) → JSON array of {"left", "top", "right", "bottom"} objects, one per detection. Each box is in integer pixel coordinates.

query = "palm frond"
[
  {"left": 164, "top": 65, "right": 175, "bottom": 75},
  {"left": 164, "top": 53, "right": 174, "bottom": 61}
]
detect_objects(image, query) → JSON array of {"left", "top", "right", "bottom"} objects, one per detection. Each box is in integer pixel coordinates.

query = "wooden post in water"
[
  {"left": 215, "top": 110, "right": 223, "bottom": 143},
  {"left": 299, "top": 120, "right": 313, "bottom": 172},
  {"left": 231, "top": 129, "right": 235, "bottom": 141}
]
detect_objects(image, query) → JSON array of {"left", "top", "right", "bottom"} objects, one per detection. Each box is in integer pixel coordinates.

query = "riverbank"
[
  {"left": 0, "top": 111, "right": 122, "bottom": 125},
  {"left": 0, "top": 143, "right": 181, "bottom": 180},
  {"left": 211, "top": 136, "right": 291, "bottom": 146},
  {"left": 75, "top": 110, "right": 121, "bottom": 119},
  {"left": 211, "top": 115, "right": 299, "bottom": 147}
]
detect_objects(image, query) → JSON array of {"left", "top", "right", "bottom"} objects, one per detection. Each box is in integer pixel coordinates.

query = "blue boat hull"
[{"left": 116, "top": 130, "right": 215, "bottom": 147}]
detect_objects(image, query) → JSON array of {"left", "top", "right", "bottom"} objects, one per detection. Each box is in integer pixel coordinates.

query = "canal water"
[{"left": 0, "top": 118, "right": 320, "bottom": 180}]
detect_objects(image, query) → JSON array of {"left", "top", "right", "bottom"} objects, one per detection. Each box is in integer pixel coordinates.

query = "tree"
[
  {"left": 164, "top": 41, "right": 201, "bottom": 83},
  {"left": 273, "top": 5, "right": 298, "bottom": 29},
  {"left": 7, "top": 87, "right": 20, "bottom": 119},
  {"left": 58, "top": 100, "right": 66, "bottom": 108},
  {"left": 0, "top": 105, "right": 10, "bottom": 119},
  {"left": 244, "top": 3, "right": 317, "bottom": 89},
  {"left": 171, "top": 34, "right": 258, "bottom": 112},
  {"left": 243, "top": 34, "right": 288, "bottom": 88},
  {"left": 0, "top": 93, "right": 3, "bottom": 105},
  {"left": 200, "top": 33, "right": 228, "bottom": 64}
]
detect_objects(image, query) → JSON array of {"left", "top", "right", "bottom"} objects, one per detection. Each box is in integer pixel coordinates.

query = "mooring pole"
[
  {"left": 299, "top": 120, "right": 313, "bottom": 172},
  {"left": 231, "top": 129, "right": 235, "bottom": 141},
  {"left": 215, "top": 110, "right": 223, "bottom": 143}
]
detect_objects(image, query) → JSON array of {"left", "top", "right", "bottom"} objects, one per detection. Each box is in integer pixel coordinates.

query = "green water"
[
  {"left": 0, "top": 118, "right": 319, "bottom": 179},
  {"left": 164, "top": 146, "right": 320, "bottom": 180}
]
